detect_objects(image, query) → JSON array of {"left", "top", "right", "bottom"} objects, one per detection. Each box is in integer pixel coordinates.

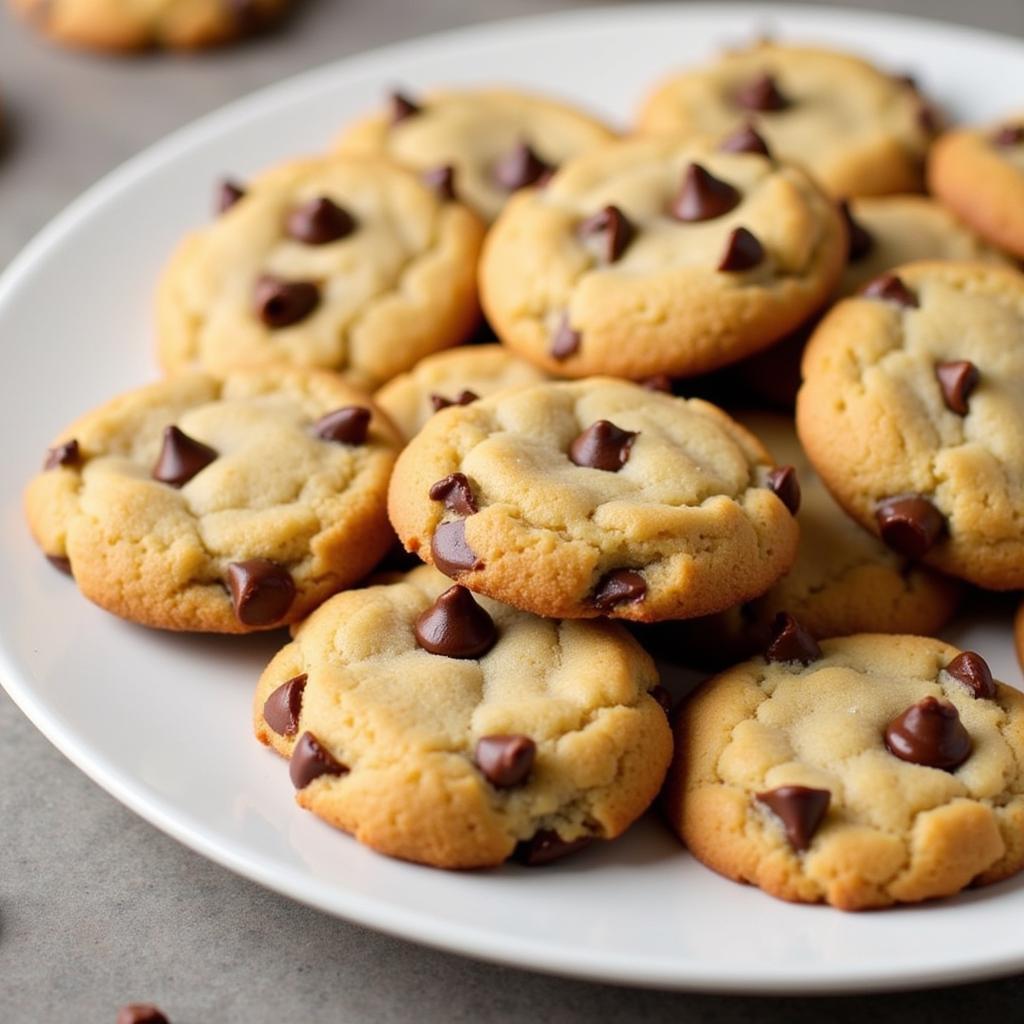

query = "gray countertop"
[{"left": 3, "top": 2, "right": 1024, "bottom": 1020}]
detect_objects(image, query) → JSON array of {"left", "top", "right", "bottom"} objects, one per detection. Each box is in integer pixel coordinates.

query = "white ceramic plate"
[{"left": 3, "top": 3, "right": 1024, "bottom": 995}]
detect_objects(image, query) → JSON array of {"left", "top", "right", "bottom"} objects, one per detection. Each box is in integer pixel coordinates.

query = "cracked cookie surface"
[
  {"left": 665, "top": 634, "right": 1024, "bottom": 910},
  {"left": 24, "top": 367, "right": 401, "bottom": 633},
  {"left": 387, "top": 378, "right": 800, "bottom": 621},
  {"left": 479, "top": 135, "right": 845, "bottom": 380},
  {"left": 157, "top": 156, "right": 485, "bottom": 390},
  {"left": 253, "top": 564, "right": 672, "bottom": 868},
  {"left": 797, "top": 260, "right": 1024, "bottom": 590}
]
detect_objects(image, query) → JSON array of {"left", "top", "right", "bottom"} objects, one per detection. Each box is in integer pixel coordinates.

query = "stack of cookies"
[{"left": 24, "top": 41, "right": 1024, "bottom": 911}]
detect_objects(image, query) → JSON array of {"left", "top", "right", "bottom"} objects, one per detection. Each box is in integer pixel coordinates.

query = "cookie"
[
  {"left": 25, "top": 368, "right": 401, "bottom": 633},
  {"left": 665, "top": 631, "right": 1024, "bottom": 910},
  {"left": 373, "top": 344, "right": 549, "bottom": 440},
  {"left": 479, "top": 135, "right": 845, "bottom": 380},
  {"left": 157, "top": 156, "right": 485, "bottom": 390},
  {"left": 335, "top": 87, "right": 616, "bottom": 224},
  {"left": 8, "top": 0, "right": 289, "bottom": 50},
  {"left": 637, "top": 42, "right": 935, "bottom": 197},
  {"left": 928, "top": 114, "right": 1024, "bottom": 259},
  {"left": 797, "top": 260, "right": 1024, "bottom": 590},
  {"left": 1016, "top": 601, "right": 1024, "bottom": 674},
  {"left": 253, "top": 565, "right": 672, "bottom": 868},
  {"left": 387, "top": 378, "right": 800, "bottom": 622}
]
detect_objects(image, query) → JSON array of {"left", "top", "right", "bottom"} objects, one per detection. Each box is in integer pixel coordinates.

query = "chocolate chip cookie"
[
  {"left": 25, "top": 368, "right": 401, "bottom": 633},
  {"left": 387, "top": 378, "right": 800, "bottom": 621},
  {"left": 157, "top": 156, "right": 485, "bottom": 390},
  {"left": 638, "top": 42, "right": 936, "bottom": 197},
  {"left": 253, "top": 565, "right": 672, "bottom": 868},
  {"left": 335, "top": 87, "right": 616, "bottom": 224},
  {"left": 665, "top": 631, "right": 1024, "bottom": 909},
  {"left": 479, "top": 135, "right": 845, "bottom": 381},
  {"left": 797, "top": 260, "right": 1024, "bottom": 590}
]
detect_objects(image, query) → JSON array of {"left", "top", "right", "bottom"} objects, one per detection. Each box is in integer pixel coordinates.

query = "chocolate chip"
[
  {"left": 735, "top": 72, "right": 789, "bottom": 111},
  {"left": 513, "top": 830, "right": 593, "bottom": 866},
  {"left": 550, "top": 314, "right": 581, "bottom": 360},
  {"left": 756, "top": 786, "right": 830, "bottom": 851},
  {"left": 766, "top": 465, "right": 800, "bottom": 514},
  {"left": 116, "top": 1005, "right": 169, "bottom": 1024},
  {"left": 639, "top": 374, "right": 674, "bottom": 393},
  {"left": 254, "top": 275, "right": 320, "bottom": 328},
  {"left": 227, "top": 0, "right": 275, "bottom": 32},
  {"left": 286, "top": 197, "right": 356, "bottom": 245},
  {"left": 569, "top": 420, "right": 637, "bottom": 472},
  {"left": 670, "top": 163, "right": 741, "bottom": 223},
  {"left": 839, "top": 200, "right": 874, "bottom": 262},
  {"left": 312, "top": 406, "right": 371, "bottom": 445},
  {"left": 414, "top": 584, "right": 497, "bottom": 658},
  {"left": 945, "top": 651, "right": 997, "bottom": 700},
  {"left": 43, "top": 438, "right": 79, "bottom": 470},
  {"left": 289, "top": 731, "right": 349, "bottom": 789},
  {"left": 429, "top": 390, "right": 479, "bottom": 413},
  {"left": 765, "top": 612, "right": 821, "bottom": 664},
  {"left": 493, "top": 142, "right": 553, "bottom": 191},
  {"left": 916, "top": 101, "right": 939, "bottom": 135},
  {"left": 216, "top": 179, "right": 245, "bottom": 215},
  {"left": 717, "top": 226, "right": 764, "bottom": 272},
  {"left": 46, "top": 554, "right": 72, "bottom": 576},
  {"left": 579, "top": 204, "right": 635, "bottom": 263},
  {"left": 431, "top": 519, "right": 483, "bottom": 577},
  {"left": 263, "top": 673, "right": 308, "bottom": 737},
  {"left": 650, "top": 685, "right": 673, "bottom": 717},
  {"left": 389, "top": 90, "right": 420, "bottom": 124},
  {"left": 718, "top": 122, "right": 771, "bottom": 157},
  {"left": 422, "top": 164, "right": 456, "bottom": 200},
  {"left": 862, "top": 272, "right": 918, "bottom": 309},
  {"left": 935, "top": 360, "right": 979, "bottom": 416},
  {"left": 152, "top": 426, "right": 218, "bottom": 488},
  {"left": 226, "top": 559, "right": 295, "bottom": 626},
  {"left": 592, "top": 569, "right": 646, "bottom": 612},
  {"left": 884, "top": 696, "right": 972, "bottom": 771},
  {"left": 475, "top": 734, "right": 535, "bottom": 787},
  {"left": 428, "top": 472, "right": 477, "bottom": 515},
  {"left": 992, "top": 124, "right": 1024, "bottom": 147},
  {"left": 875, "top": 496, "right": 945, "bottom": 558}
]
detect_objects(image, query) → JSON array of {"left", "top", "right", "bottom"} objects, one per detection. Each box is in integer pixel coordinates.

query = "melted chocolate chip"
[
  {"left": 639, "top": 374, "right": 674, "bottom": 393},
  {"left": 756, "top": 786, "right": 830, "bottom": 851},
  {"left": 579, "top": 204, "right": 635, "bottom": 263},
  {"left": 429, "top": 390, "right": 479, "bottom": 413},
  {"left": 286, "top": 197, "right": 356, "bottom": 245},
  {"left": 513, "top": 830, "right": 593, "bottom": 866},
  {"left": 862, "top": 272, "right": 918, "bottom": 309},
  {"left": 44, "top": 439, "right": 79, "bottom": 470},
  {"left": 422, "top": 164, "right": 456, "bottom": 200},
  {"left": 312, "top": 406, "right": 371, "bottom": 445},
  {"left": 718, "top": 122, "right": 771, "bottom": 157},
  {"left": 670, "top": 163, "right": 741, "bottom": 223},
  {"left": 945, "top": 651, "right": 997, "bottom": 700},
  {"left": 226, "top": 559, "right": 295, "bottom": 626},
  {"left": 765, "top": 465, "right": 801, "bottom": 514},
  {"left": 216, "top": 179, "right": 246, "bottom": 215},
  {"left": 428, "top": 472, "right": 477, "bottom": 515},
  {"left": 650, "top": 684, "right": 673, "bottom": 717},
  {"left": 875, "top": 496, "right": 945, "bottom": 558},
  {"left": 414, "top": 584, "right": 497, "bottom": 658},
  {"left": 389, "top": 90, "right": 420, "bottom": 124},
  {"left": 765, "top": 612, "right": 821, "bottom": 664},
  {"left": 431, "top": 519, "right": 483, "bottom": 577},
  {"left": 493, "top": 142, "right": 553, "bottom": 191},
  {"left": 935, "top": 360, "right": 979, "bottom": 416},
  {"left": 550, "top": 315, "right": 581, "bottom": 360},
  {"left": 116, "top": 1005, "right": 169, "bottom": 1024},
  {"left": 884, "top": 696, "right": 972, "bottom": 771},
  {"left": 993, "top": 124, "right": 1024, "bottom": 148},
  {"left": 735, "top": 72, "right": 789, "bottom": 112},
  {"left": 475, "top": 734, "right": 536, "bottom": 787},
  {"left": 592, "top": 569, "right": 646, "bottom": 612},
  {"left": 263, "top": 673, "right": 308, "bottom": 736},
  {"left": 717, "top": 226, "right": 764, "bottom": 272},
  {"left": 839, "top": 200, "right": 874, "bottom": 262},
  {"left": 289, "top": 731, "right": 349, "bottom": 789},
  {"left": 46, "top": 554, "right": 72, "bottom": 576},
  {"left": 569, "top": 420, "right": 637, "bottom": 472},
  {"left": 254, "top": 275, "right": 320, "bottom": 328},
  {"left": 152, "top": 426, "right": 218, "bottom": 488}
]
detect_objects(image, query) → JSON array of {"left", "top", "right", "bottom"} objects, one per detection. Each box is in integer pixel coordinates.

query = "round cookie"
[
  {"left": 637, "top": 42, "right": 935, "bottom": 198},
  {"left": 387, "top": 378, "right": 800, "bottom": 622},
  {"left": 8, "top": 0, "right": 289, "bottom": 50},
  {"left": 24, "top": 368, "right": 401, "bottom": 633},
  {"left": 929, "top": 114, "right": 1024, "bottom": 259},
  {"left": 797, "top": 260, "right": 1024, "bottom": 591},
  {"left": 253, "top": 565, "right": 673, "bottom": 869},
  {"left": 157, "top": 156, "right": 485, "bottom": 390},
  {"left": 479, "top": 135, "right": 846, "bottom": 380},
  {"left": 335, "top": 87, "right": 616, "bottom": 224},
  {"left": 665, "top": 631, "right": 1024, "bottom": 910},
  {"left": 374, "top": 344, "right": 549, "bottom": 440}
]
